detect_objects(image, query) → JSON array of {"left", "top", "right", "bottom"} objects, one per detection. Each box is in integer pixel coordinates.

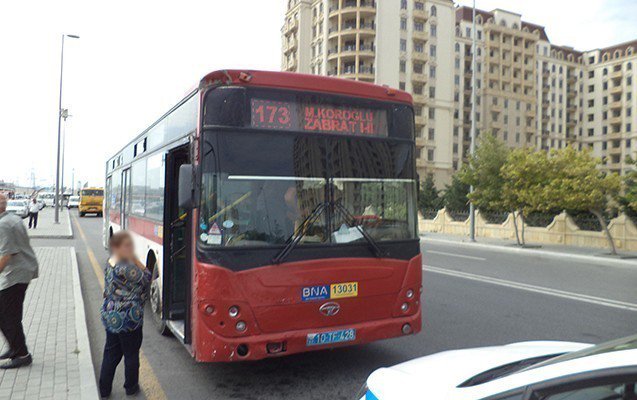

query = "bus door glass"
[{"left": 122, "top": 168, "right": 131, "bottom": 229}]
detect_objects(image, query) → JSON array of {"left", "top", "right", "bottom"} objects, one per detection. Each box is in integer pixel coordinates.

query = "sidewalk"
[
  {"left": 24, "top": 208, "right": 73, "bottom": 239},
  {"left": 0, "top": 248, "right": 98, "bottom": 400},
  {"left": 421, "top": 232, "right": 637, "bottom": 267}
]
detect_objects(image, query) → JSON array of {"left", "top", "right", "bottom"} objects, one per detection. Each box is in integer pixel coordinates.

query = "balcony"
[
  {"left": 411, "top": 72, "right": 427, "bottom": 82},
  {"left": 415, "top": 116, "right": 427, "bottom": 126},
  {"left": 611, "top": 69, "right": 623, "bottom": 79},
  {"left": 359, "top": 44, "right": 376, "bottom": 57},
  {"left": 412, "top": 30, "right": 429, "bottom": 41},
  {"left": 608, "top": 116, "right": 622, "bottom": 125},
  {"left": 283, "top": 19, "right": 298, "bottom": 34},
  {"left": 415, "top": 137, "right": 426, "bottom": 147},
  {"left": 284, "top": 59, "right": 297, "bottom": 71},
  {"left": 413, "top": 94, "right": 427, "bottom": 105},
  {"left": 610, "top": 100, "right": 623, "bottom": 110},
  {"left": 412, "top": 52, "right": 429, "bottom": 62},
  {"left": 416, "top": 159, "right": 428, "bottom": 168},
  {"left": 608, "top": 146, "right": 623, "bottom": 155},
  {"left": 610, "top": 85, "right": 623, "bottom": 94},
  {"left": 413, "top": 8, "right": 428, "bottom": 20}
]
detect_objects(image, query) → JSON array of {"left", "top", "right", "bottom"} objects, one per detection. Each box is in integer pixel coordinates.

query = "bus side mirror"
[{"left": 178, "top": 164, "right": 194, "bottom": 209}]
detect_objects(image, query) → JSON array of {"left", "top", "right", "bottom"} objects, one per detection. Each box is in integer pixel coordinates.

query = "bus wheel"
[
  {"left": 79, "top": 212, "right": 85, "bottom": 217},
  {"left": 149, "top": 267, "right": 171, "bottom": 336},
  {"left": 98, "top": 212, "right": 103, "bottom": 217}
]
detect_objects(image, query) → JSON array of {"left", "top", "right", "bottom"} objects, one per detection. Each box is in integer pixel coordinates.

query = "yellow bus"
[{"left": 79, "top": 187, "right": 104, "bottom": 217}]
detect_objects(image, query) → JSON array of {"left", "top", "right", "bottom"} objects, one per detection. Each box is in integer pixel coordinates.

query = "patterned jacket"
[{"left": 101, "top": 258, "right": 151, "bottom": 333}]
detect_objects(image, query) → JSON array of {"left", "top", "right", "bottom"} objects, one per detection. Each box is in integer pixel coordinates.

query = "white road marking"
[
  {"left": 423, "top": 265, "right": 637, "bottom": 312},
  {"left": 426, "top": 250, "right": 486, "bottom": 261}
]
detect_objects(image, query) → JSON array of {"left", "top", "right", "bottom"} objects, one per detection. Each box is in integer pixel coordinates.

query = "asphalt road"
[{"left": 35, "top": 214, "right": 637, "bottom": 400}]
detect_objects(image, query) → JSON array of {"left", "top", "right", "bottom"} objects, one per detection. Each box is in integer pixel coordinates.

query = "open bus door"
[{"left": 161, "top": 145, "right": 192, "bottom": 344}]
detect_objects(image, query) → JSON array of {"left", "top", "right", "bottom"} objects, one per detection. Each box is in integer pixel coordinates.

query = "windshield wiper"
[
  {"left": 332, "top": 200, "right": 384, "bottom": 258},
  {"left": 272, "top": 201, "right": 329, "bottom": 264}
]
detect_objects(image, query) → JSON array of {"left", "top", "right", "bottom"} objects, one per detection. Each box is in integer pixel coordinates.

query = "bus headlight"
[
  {"left": 235, "top": 321, "right": 247, "bottom": 332},
  {"left": 228, "top": 306, "right": 240, "bottom": 318},
  {"left": 406, "top": 289, "right": 414, "bottom": 299},
  {"left": 400, "top": 303, "right": 409, "bottom": 312}
]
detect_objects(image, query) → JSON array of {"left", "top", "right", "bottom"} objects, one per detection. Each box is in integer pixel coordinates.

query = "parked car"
[
  {"left": 67, "top": 195, "right": 80, "bottom": 209},
  {"left": 358, "top": 335, "right": 637, "bottom": 400},
  {"left": 6, "top": 200, "right": 29, "bottom": 218}
]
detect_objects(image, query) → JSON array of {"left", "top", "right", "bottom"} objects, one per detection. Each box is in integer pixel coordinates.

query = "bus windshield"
[{"left": 198, "top": 130, "right": 417, "bottom": 248}]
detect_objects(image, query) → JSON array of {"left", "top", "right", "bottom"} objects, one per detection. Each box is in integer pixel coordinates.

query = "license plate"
[{"left": 306, "top": 328, "right": 356, "bottom": 346}]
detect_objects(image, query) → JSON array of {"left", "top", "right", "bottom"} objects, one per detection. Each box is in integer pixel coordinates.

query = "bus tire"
[
  {"left": 79, "top": 212, "right": 85, "bottom": 217},
  {"left": 98, "top": 212, "right": 103, "bottom": 217},
  {"left": 149, "top": 264, "right": 171, "bottom": 336}
]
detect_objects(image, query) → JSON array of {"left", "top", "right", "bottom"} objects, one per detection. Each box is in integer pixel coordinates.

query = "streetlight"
[
  {"left": 469, "top": 0, "right": 477, "bottom": 241},
  {"left": 54, "top": 33, "right": 79, "bottom": 224},
  {"left": 60, "top": 109, "right": 71, "bottom": 209}
]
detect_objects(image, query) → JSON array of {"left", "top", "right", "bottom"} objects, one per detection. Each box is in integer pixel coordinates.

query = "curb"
[
  {"left": 69, "top": 247, "right": 100, "bottom": 400},
  {"left": 421, "top": 236, "right": 637, "bottom": 268}
]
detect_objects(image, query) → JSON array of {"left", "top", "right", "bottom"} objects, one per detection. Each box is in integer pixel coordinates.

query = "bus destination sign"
[{"left": 251, "top": 98, "right": 388, "bottom": 137}]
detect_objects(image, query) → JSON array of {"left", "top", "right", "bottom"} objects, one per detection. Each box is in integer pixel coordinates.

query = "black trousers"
[
  {"left": 99, "top": 327, "right": 143, "bottom": 397},
  {"left": 28, "top": 212, "right": 38, "bottom": 229},
  {"left": 0, "top": 283, "right": 29, "bottom": 359}
]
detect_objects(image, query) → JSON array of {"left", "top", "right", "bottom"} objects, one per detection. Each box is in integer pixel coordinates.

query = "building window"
[
  {"left": 401, "top": 18, "right": 407, "bottom": 31},
  {"left": 431, "top": 24, "right": 437, "bottom": 37},
  {"left": 455, "top": 43, "right": 460, "bottom": 52},
  {"left": 400, "top": 39, "right": 407, "bottom": 52},
  {"left": 427, "top": 149, "right": 434, "bottom": 161},
  {"left": 415, "top": 1, "right": 425, "bottom": 10},
  {"left": 428, "top": 128, "right": 435, "bottom": 140},
  {"left": 430, "top": 45, "right": 436, "bottom": 57},
  {"left": 414, "top": 63, "right": 424, "bottom": 73},
  {"left": 399, "top": 82, "right": 406, "bottom": 90},
  {"left": 429, "top": 108, "right": 435, "bottom": 119},
  {"left": 430, "top": 5, "right": 436, "bottom": 15},
  {"left": 430, "top": 66, "right": 436, "bottom": 78},
  {"left": 429, "top": 86, "right": 436, "bottom": 98},
  {"left": 414, "top": 42, "right": 424, "bottom": 53},
  {"left": 400, "top": 61, "right": 406, "bottom": 73},
  {"left": 401, "top": 0, "right": 407, "bottom": 10}
]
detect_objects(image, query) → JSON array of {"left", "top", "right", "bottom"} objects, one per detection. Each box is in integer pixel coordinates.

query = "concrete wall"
[{"left": 420, "top": 208, "right": 637, "bottom": 251}]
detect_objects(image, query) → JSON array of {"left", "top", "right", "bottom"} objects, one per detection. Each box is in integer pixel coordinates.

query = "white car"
[
  {"left": 67, "top": 195, "right": 80, "bottom": 209},
  {"left": 6, "top": 200, "right": 29, "bottom": 218},
  {"left": 359, "top": 335, "right": 637, "bottom": 400}
]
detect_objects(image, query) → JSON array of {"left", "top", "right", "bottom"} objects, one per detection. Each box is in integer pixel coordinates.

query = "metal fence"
[
  {"left": 525, "top": 212, "right": 560, "bottom": 228},
  {"left": 421, "top": 209, "right": 439, "bottom": 220},
  {"left": 448, "top": 209, "right": 470, "bottom": 222},
  {"left": 481, "top": 211, "right": 509, "bottom": 225}
]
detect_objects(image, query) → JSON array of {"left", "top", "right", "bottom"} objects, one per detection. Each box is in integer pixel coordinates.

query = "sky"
[{"left": 1, "top": 0, "right": 636, "bottom": 188}]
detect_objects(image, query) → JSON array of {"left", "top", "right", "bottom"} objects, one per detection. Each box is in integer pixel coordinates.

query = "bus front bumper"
[{"left": 195, "top": 312, "right": 421, "bottom": 362}]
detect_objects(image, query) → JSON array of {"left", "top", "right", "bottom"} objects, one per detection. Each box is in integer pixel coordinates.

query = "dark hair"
[{"left": 109, "top": 231, "right": 133, "bottom": 249}]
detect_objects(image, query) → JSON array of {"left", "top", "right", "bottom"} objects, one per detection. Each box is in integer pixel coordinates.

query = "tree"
[
  {"left": 620, "top": 157, "right": 637, "bottom": 215},
  {"left": 543, "top": 148, "right": 622, "bottom": 255},
  {"left": 418, "top": 174, "right": 442, "bottom": 213},
  {"left": 443, "top": 175, "right": 470, "bottom": 211},
  {"left": 459, "top": 133, "right": 509, "bottom": 211},
  {"left": 500, "top": 148, "right": 552, "bottom": 246}
]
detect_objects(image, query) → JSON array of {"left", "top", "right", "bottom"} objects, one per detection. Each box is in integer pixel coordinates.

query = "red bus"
[{"left": 104, "top": 70, "right": 421, "bottom": 362}]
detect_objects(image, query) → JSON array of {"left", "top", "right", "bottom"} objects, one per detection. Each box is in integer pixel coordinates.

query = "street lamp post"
[
  {"left": 54, "top": 34, "right": 79, "bottom": 224},
  {"left": 60, "top": 109, "right": 70, "bottom": 210},
  {"left": 469, "top": 0, "right": 477, "bottom": 242}
]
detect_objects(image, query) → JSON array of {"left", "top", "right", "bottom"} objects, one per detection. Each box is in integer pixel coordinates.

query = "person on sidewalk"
[
  {"left": 99, "top": 231, "right": 151, "bottom": 398},
  {"left": 28, "top": 198, "right": 39, "bottom": 229},
  {"left": 0, "top": 193, "right": 38, "bottom": 369}
]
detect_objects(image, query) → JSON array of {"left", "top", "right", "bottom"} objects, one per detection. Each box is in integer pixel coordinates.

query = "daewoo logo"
[{"left": 319, "top": 302, "right": 340, "bottom": 317}]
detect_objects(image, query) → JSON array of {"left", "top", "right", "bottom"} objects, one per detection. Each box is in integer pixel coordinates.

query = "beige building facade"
[{"left": 282, "top": 1, "right": 637, "bottom": 185}]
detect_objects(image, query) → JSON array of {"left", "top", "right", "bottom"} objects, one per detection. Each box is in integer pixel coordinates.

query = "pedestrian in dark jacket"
[{"left": 98, "top": 231, "right": 151, "bottom": 398}]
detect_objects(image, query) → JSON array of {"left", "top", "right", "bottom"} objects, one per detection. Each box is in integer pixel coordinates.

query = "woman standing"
[{"left": 99, "top": 231, "right": 151, "bottom": 398}]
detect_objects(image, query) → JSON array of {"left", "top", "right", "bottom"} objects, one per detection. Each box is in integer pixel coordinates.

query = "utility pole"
[
  {"left": 54, "top": 33, "right": 79, "bottom": 224},
  {"left": 60, "top": 109, "right": 69, "bottom": 210},
  {"left": 469, "top": 0, "right": 477, "bottom": 242}
]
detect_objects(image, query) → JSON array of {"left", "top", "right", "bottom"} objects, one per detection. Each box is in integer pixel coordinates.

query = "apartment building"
[
  {"left": 282, "top": 1, "right": 637, "bottom": 183},
  {"left": 282, "top": 0, "right": 457, "bottom": 185}
]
